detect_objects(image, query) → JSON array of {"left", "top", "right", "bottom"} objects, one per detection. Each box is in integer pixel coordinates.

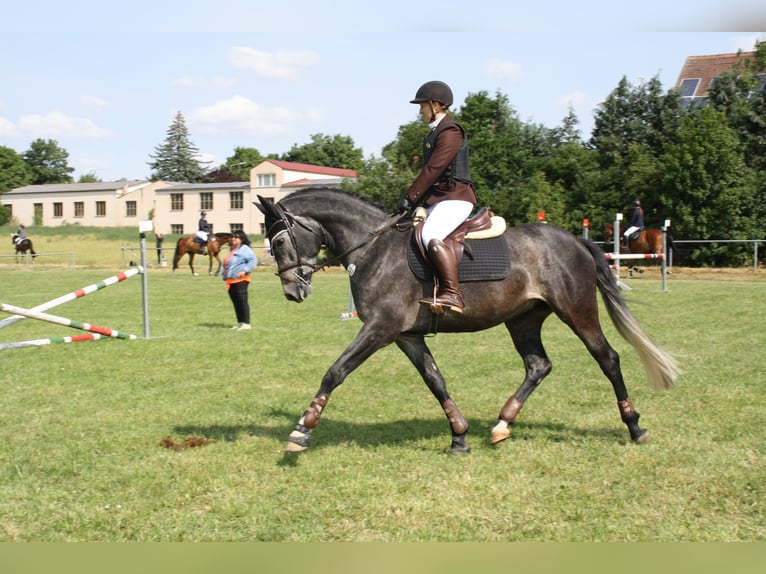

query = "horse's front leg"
[
  {"left": 286, "top": 323, "right": 398, "bottom": 453},
  {"left": 395, "top": 334, "right": 470, "bottom": 454}
]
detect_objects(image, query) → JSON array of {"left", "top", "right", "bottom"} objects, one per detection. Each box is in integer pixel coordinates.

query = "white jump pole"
[{"left": 613, "top": 213, "right": 631, "bottom": 291}]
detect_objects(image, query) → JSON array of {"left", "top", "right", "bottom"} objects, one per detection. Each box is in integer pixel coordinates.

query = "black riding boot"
[{"left": 418, "top": 239, "right": 464, "bottom": 313}]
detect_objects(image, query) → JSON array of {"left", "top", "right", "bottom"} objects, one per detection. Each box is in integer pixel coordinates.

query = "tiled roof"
[
  {"left": 262, "top": 159, "right": 358, "bottom": 179},
  {"left": 5, "top": 180, "right": 153, "bottom": 195},
  {"left": 675, "top": 51, "right": 757, "bottom": 97}
]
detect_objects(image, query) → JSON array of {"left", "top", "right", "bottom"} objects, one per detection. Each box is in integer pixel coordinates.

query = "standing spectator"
[
  {"left": 154, "top": 232, "right": 165, "bottom": 265},
  {"left": 261, "top": 237, "right": 273, "bottom": 266},
  {"left": 221, "top": 230, "right": 256, "bottom": 331}
]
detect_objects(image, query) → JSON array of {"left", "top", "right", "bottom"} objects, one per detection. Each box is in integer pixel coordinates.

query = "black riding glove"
[{"left": 397, "top": 196, "right": 413, "bottom": 214}]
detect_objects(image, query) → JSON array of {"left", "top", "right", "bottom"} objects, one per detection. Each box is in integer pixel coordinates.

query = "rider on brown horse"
[
  {"left": 196, "top": 211, "right": 211, "bottom": 256},
  {"left": 622, "top": 200, "right": 644, "bottom": 250}
]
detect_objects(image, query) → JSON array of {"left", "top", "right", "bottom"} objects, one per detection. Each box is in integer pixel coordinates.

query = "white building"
[
  {"left": 1, "top": 180, "right": 169, "bottom": 228},
  {"left": 2, "top": 160, "right": 357, "bottom": 236}
]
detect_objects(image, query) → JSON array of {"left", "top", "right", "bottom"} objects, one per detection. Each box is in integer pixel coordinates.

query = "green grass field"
[{"left": 0, "top": 233, "right": 764, "bottom": 541}]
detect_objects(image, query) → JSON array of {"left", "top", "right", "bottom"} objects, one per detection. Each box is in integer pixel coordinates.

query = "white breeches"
[
  {"left": 196, "top": 231, "right": 209, "bottom": 242},
  {"left": 420, "top": 200, "right": 474, "bottom": 246},
  {"left": 623, "top": 226, "right": 640, "bottom": 238}
]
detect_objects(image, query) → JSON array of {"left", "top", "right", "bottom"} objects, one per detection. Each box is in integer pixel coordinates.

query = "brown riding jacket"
[{"left": 404, "top": 116, "right": 477, "bottom": 208}]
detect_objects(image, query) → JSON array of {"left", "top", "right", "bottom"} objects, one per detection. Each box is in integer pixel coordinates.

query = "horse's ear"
[{"left": 254, "top": 195, "right": 273, "bottom": 216}]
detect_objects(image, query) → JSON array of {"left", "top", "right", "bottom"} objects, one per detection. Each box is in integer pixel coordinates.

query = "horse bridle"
[{"left": 266, "top": 202, "right": 410, "bottom": 286}]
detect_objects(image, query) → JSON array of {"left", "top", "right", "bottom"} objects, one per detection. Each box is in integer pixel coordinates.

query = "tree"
[
  {"left": 660, "top": 105, "right": 755, "bottom": 264},
  {"left": 22, "top": 139, "right": 74, "bottom": 184},
  {"left": 78, "top": 171, "right": 103, "bottom": 183},
  {"left": 148, "top": 111, "right": 207, "bottom": 182},
  {"left": 220, "top": 147, "right": 265, "bottom": 180},
  {"left": 281, "top": 134, "right": 365, "bottom": 171},
  {"left": 0, "top": 145, "right": 32, "bottom": 193}
]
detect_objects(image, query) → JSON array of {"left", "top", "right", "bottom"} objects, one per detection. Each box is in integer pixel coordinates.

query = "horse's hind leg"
[
  {"left": 395, "top": 334, "right": 471, "bottom": 454},
  {"left": 491, "top": 309, "right": 553, "bottom": 445},
  {"left": 563, "top": 313, "right": 649, "bottom": 443}
]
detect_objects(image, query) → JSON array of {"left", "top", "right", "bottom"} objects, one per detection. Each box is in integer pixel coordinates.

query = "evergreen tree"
[
  {"left": 148, "top": 112, "right": 207, "bottom": 182},
  {"left": 22, "top": 139, "right": 75, "bottom": 184}
]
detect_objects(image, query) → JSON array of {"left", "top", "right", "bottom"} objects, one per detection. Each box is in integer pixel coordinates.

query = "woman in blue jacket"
[{"left": 222, "top": 230, "right": 256, "bottom": 330}]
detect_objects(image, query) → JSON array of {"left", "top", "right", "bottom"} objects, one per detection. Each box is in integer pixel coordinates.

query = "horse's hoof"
[
  {"left": 285, "top": 441, "right": 308, "bottom": 453},
  {"left": 490, "top": 429, "right": 511, "bottom": 445},
  {"left": 193, "top": 272, "right": 199, "bottom": 276},
  {"left": 635, "top": 430, "right": 651, "bottom": 444}
]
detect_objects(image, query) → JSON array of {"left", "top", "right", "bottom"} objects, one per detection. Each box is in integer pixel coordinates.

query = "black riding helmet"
[{"left": 410, "top": 81, "right": 454, "bottom": 106}]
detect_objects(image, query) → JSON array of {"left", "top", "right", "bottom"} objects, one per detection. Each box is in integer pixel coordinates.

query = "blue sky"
[{"left": 1, "top": 2, "right": 764, "bottom": 181}]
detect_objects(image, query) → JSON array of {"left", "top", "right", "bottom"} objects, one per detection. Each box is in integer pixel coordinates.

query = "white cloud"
[
  {"left": 173, "top": 76, "right": 237, "bottom": 88},
  {"left": 80, "top": 95, "right": 111, "bottom": 111},
  {"left": 0, "top": 116, "right": 21, "bottom": 137},
  {"left": 1, "top": 112, "right": 112, "bottom": 139},
  {"left": 485, "top": 58, "right": 526, "bottom": 82},
  {"left": 227, "top": 47, "right": 320, "bottom": 80},
  {"left": 558, "top": 90, "right": 593, "bottom": 113},
  {"left": 188, "top": 95, "right": 322, "bottom": 137}
]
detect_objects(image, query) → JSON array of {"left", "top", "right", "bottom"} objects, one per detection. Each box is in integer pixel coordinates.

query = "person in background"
[
  {"left": 261, "top": 236, "right": 272, "bottom": 266},
  {"left": 622, "top": 199, "right": 644, "bottom": 249},
  {"left": 196, "top": 211, "right": 211, "bottom": 255},
  {"left": 397, "top": 80, "right": 477, "bottom": 314},
  {"left": 221, "top": 229, "right": 256, "bottom": 331},
  {"left": 154, "top": 231, "right": 164, "bottom": 265}
]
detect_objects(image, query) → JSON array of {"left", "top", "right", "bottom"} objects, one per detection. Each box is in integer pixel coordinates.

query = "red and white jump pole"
[{"left": 0, "top": 266, "right": 143, "bottom": 330}]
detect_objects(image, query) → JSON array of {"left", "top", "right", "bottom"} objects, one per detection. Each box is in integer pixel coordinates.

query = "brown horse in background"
[
  {"left": 12, "top": 234, "right": 36, "bottom": 263},
  {"left": 604, "top": 224, "right": 670, "bottom": 277},
  {"left": 172, "top": 232, "right": 233, "bottom": 276}
]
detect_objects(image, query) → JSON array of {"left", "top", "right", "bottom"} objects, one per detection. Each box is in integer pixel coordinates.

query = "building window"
[
  {"left": 679, "top": 78, "right": 701, "bottom": 97},
  {"left": 229, "top": 191, "right": 243, "bottom": 209},
  {"left": 257, "top": 173, "right": 276, "bottom": 187},
  {"left": 34, "top": 203, "right": 43, "bottom": 223},
  {"left": 126, "top": 201, "right": 137, "bottom": 217},
  {"left": 53, "top": 202, "right": 63, "bottom": 217},
  {"left": 200, "top": 192, "right": 213, "bottom": 211},
  {"left": 96, "top": 201, "right": 106, "bottom": 217},
  {"left": 74, "top": 202, "right": 84, "bottom": 217},
  {"left": 171, "top": 224, "right": 184, "bottom": 235},
  {"left": 4, "top": 204, "right": 12, "bottom": 218},
  {"left": 230, "top": 223, "right": 243, "bottom": 233},
  {"left": 171, "top": 193, "right": 184, "bottom": 211}
]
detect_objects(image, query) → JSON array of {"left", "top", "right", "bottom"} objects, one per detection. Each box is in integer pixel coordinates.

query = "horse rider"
[
  {"left": 16, "top": 224, "right": 27, "bottom": 242},
  {"left": 196, "top": 211, "right": 212, "bottom": 255},
  {"left": 622, "top": 199, "right": 644, "bottom": 250},
  {"left": 397, "top": 80, "right": 477, "bottom": 314}
]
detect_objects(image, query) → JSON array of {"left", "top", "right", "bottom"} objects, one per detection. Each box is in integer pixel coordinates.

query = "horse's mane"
[{"left": 281, "top": 187, "right": 387, "bottom": 213}]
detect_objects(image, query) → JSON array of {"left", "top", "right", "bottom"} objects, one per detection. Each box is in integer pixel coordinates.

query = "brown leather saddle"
[{"left": 413, "top": 207, "right": 493, "bottom": 264}]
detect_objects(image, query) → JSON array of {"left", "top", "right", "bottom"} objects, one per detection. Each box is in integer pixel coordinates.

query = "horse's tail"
[
  {"left": 172, "top": 238, "right": 182, "bottom": 271},
  {"left": 581, "top": 239, "right": 680, "bottom": 391}
]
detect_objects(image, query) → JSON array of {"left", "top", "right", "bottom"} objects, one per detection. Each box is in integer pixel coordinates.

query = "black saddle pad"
[{"left": 408, "top": 235, "right": 511, "bottom": 283}]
